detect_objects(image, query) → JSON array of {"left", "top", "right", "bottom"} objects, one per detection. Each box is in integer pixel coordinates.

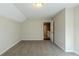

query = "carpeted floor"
[{"left": 1, "top": 40, "right": 78, "bottom": 56}]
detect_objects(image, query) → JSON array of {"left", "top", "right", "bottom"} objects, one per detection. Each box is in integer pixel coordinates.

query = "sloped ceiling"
[
  {"left": 0, "top": 3, "right": 26, "bottom": 22},
  {"left": 0, "top": 3, "right": 79, "bottom": 22}
]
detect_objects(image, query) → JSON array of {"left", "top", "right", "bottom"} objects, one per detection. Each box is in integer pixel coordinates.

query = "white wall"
[
  {"left": 53, "top": 8, "right": 75, "bottom": 52},
  {"left": 0, "top": 16, "right": 21, "bottom": 55},
  {"left": 65, "top": 8, "right": 74, "bottom": 52},
  {"left": 54, "top": 9, "right": 65, "bottom": 50},
  {"left": 50, "top": 20, "right": 54, "bottom": 43},
  {"left": 21, "top": 17, "right": 51, "bottom": 40},
  {"left": 74, "top": 5, "right": 79, "bottom": 55}
]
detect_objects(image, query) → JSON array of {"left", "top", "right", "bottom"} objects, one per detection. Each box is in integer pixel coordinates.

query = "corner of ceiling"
[{"left": 12, "top": 3, "right": 27, "bottom": 22}]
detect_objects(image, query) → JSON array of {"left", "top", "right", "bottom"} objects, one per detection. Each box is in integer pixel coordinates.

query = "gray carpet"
[{"left": 1, "top": 40, "right": 78, "bottom": 56}]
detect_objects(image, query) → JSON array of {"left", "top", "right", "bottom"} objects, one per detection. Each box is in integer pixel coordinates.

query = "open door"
[{"left": 43, "top": 22, "right": 50, "bottom": 40}]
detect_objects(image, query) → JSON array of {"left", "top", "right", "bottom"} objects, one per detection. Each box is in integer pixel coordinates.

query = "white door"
[{"left": 50, "top": 20, "right": 53, "bottom": 43}]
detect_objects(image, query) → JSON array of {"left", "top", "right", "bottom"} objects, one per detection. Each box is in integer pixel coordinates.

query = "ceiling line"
[{"left": 13, "top": 3, "right": 27, "bottom": 20}]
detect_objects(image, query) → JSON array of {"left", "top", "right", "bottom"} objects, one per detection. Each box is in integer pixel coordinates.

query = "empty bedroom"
[{"left": 0, "top": 3, "right": 79, "bottom": 56}]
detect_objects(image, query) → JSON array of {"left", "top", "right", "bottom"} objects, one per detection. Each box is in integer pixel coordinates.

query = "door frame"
[{"left": 43, "top": 22, "right": 50, "bottom": 40}]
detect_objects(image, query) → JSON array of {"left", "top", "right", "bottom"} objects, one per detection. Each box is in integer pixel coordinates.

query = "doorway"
[{"left": 43, "top": 22, "right": 50, "bottom": 40}]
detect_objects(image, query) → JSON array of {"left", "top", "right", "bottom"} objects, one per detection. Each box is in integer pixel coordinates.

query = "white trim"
[
  {"left": 65, "top": 50, "right": 74, "bottom": 52},
  {"left": 74, "top": 51, "right": 79, "bottom": 55},
  {"left": 65, "top": 50, "right": 79, "bottom": 55},
  {"left": 0, "top": 40, "right": 21, "bottom": 55},
  {"left": 22, "top": 39, "right": 43, "bottom": 40}
]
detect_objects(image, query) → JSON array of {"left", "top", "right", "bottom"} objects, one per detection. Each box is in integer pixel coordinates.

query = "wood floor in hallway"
[{"left": 1, "top": 40, "right": 78, "bottom": 56}]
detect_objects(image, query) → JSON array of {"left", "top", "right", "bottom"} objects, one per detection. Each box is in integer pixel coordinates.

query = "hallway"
[{"left": 2, "top": 40, "right": 77, "bottom": 56}]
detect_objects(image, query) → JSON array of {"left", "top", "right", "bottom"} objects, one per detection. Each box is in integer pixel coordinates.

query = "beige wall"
[
  {"left": 54, "top": 9, "right": 65, "bottom": 50},
  {"left": 0, "top": 16, "right": 21, "bottom": 55},
  {"left": 21, "top": 17, "right": 51, "bottom": 40}
]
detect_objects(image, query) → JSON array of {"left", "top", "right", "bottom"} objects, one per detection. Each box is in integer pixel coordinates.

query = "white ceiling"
[
  {"left": 15, "top": 3, "right": 79, "bottom": 18},
  {"left": 0, "top": 3, "right": 79, "bottom": 22},
  {"left": 0, "top": 3, "right": 26, "bottom": 22}
]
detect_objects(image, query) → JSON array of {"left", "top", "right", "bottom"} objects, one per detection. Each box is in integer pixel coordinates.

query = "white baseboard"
[
  {"left": 22, "top": 39, "right": 43, "bottom": 40},
  {"left": 65, "top": 50, "right": 79, "bottom": 55},
  {"left": 74, "top": 51, "right": 79, "bottom": 55},
  {"left": 0, "top": 40, "right": 21, "bottom": 55},
  {"left": 65, "top": 50, "right": 74, "bottom": 52}
]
